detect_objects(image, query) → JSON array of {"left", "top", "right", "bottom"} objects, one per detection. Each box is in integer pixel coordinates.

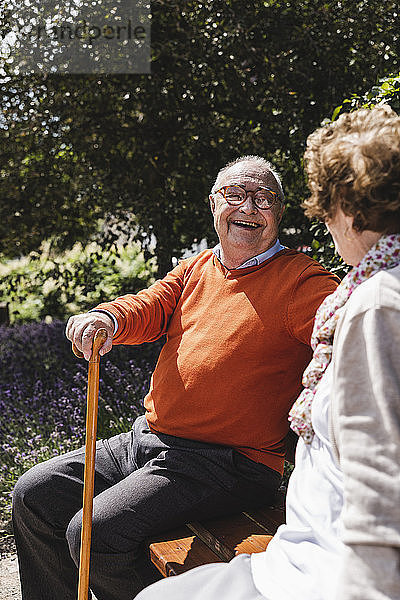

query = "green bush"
[
  {"left": 332, "top": 73, "right": 400, "bottom": 119},
  {"left": 0, "top": 242, "right": 156, "bottom": 324}
]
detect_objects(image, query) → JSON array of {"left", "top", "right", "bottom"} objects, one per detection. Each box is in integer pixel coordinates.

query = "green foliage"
[
  {"left": 0, "top": 243, "right": 155, "bottom": 324},
  {"left": 307, "top": 223, "right": 349, "bottom": 279},
  {"left": 332, "top": 73, "right": 400, "bottom": 120},
  {"left": 1, "top": 1, "right": 399, "bottom": 274}
]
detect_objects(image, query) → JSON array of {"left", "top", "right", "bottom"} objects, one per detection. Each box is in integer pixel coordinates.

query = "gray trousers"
[{"left": 12, "top": 415, "right": 280, "bottom": 600}]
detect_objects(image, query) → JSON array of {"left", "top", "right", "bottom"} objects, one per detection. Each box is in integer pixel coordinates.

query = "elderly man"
[{"left": 12, "top": 155, "right": 338, "bottom": 600}]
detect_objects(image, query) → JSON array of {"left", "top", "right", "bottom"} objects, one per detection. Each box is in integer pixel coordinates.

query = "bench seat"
[
  {"left": 148, "top": 434, "right": 296, "bottom": 579},
  {"left": 148, "top": 503, "right": 285, "bottom": 577}
]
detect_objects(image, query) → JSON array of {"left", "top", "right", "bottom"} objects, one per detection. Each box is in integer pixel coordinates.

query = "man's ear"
[
  {"left": 277, "top": 203, "right": 285, "bottom": 225},
  {"left": 209, "top": 194, "right": 216, "bottom": 214}
]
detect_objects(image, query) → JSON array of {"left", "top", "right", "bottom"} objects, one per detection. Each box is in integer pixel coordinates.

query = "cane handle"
[{"left": 72, "top": 328, "right": 108, "bottom": 361}]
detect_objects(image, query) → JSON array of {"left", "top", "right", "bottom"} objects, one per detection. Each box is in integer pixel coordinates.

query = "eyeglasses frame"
[{"left": 213, "top": 184, "right": 281, "bottom": 210}]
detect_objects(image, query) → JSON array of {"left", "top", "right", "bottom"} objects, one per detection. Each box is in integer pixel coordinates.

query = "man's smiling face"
[{"left": 209, "top": 161, "right": 284, "bottom": 268}]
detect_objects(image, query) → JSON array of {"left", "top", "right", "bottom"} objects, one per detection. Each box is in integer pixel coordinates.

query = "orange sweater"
[{"left": 96, "top": 249, "right": 339, "bottom": 474}]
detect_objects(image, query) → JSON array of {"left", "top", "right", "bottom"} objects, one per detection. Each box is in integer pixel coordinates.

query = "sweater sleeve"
[
  {"left": 94, "top": 259, "right": 187, "bottom": 345},
  {"left": 332, "top": 304, "right": 400, "bottom": 600},
  {"left": 287, "top": 263, "right": 339, "bottom": 345}
]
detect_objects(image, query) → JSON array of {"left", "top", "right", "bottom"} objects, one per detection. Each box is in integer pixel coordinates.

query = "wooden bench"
[
  {"left": 148, "top": 432, "right": 296, "bottom": 578},
  {"left": 148, "top": 498, "right": 286, "bottom": 577}
]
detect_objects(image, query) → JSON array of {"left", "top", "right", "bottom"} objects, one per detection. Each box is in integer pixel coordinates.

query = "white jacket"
[{"left": 331, "top": 264, "right": 400, "bottom": 600}]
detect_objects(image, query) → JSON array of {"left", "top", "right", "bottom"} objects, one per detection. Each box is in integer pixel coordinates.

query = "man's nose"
[{"left": 239, "top": 194, "right": 258, "bottom": 214}]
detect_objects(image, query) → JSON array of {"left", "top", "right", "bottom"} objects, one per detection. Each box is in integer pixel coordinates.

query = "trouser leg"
[
  {"left": 65, "top": 418, "right": 280, "bottom": 600},
  {"left": 12, "top": 438, "right": 128, "bottom": 600},
  {"left": 13, "top": 415, "right": 281, "bottom": 600}
]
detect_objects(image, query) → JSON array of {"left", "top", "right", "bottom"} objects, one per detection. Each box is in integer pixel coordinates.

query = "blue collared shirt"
[{"left": 212, "top": 238, "right": 285, "bottom": 269}]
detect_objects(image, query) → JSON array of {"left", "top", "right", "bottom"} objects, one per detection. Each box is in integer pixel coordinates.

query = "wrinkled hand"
[{"left": 65, "top": 312, "right": 114, "bottom": 361}]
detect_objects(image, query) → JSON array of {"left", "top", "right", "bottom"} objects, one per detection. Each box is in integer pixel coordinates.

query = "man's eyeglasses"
[{"left": 214, "top": 185, "right": 280, "bottom": 210}]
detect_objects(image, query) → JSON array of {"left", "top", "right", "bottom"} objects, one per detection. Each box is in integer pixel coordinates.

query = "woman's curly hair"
[{"left": 303, "top": 105, "right": 400, "bottom": 233}]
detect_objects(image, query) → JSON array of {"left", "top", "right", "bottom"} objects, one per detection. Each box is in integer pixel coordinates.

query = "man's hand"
[{"left": 66, "top": 312, "right": 114, "bottom": 361}]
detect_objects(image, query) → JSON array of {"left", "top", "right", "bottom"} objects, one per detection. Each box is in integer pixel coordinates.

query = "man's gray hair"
[{"left": 211, "top": 155, "right": 285, "bottom": 203}]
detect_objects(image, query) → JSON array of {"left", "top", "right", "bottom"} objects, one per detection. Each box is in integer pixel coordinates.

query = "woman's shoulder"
[
  {"left": 345, "top": 264, "right": 400, "bottom": 319},
  {"left": 348, "top": 265, "right": 400, "bottom": 310}
]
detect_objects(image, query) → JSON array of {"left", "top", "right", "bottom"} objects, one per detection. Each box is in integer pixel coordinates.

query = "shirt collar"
[{"left": 212, "top": 239, "right": 285, "bottom": 269}]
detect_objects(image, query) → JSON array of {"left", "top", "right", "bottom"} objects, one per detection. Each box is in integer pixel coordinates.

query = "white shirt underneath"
[{"left": 251, "top": 365, "right": 345, "bottom": 600}]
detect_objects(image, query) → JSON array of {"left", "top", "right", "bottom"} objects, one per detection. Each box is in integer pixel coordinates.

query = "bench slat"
[
  {"left": 244, "top": 505, "right": 285, "bottom": 532},
  {"left": 148, "top": 497, "right": 288, "bottom": 577},
  {"left": 148, "top": 526, "right": 224, "bottom": 577},
  {"left": 187, "top": 511, "right": 276, "bottom": 561}
]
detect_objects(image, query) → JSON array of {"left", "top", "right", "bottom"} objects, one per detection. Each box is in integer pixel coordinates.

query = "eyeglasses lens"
[{"left": 223, "top": 186, "right": 276, "bottom": 209}]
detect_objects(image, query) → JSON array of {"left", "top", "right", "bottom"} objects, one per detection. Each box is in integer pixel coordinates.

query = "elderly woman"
[{"left": 136, "top": 105, "right": 400, "bottom": 600}]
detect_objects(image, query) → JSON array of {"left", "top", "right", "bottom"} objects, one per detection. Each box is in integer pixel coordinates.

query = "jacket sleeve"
[
  {"left": 94, "top": 259, "right": 187, "bottom": 345},
  {"left": 332, "top": 304, "right": 400, "bottom": 600}
]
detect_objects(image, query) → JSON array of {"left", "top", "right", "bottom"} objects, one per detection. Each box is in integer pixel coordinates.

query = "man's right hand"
[{"left": 65, "top": 312, "right": 114, "bottom": 361}]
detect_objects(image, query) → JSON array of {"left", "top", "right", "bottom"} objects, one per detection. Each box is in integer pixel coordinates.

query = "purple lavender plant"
[{"left": 0, "top": 321, "right": 163, "bottom": 520}]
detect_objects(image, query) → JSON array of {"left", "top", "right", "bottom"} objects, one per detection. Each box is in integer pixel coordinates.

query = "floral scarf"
[{"left": 288, "top": 233, "right": 400, "bottom": 444}]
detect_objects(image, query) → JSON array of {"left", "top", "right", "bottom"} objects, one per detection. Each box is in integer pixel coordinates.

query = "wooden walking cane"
[{"left": 72, "top": 328, "right": 108, "bottom": 600}]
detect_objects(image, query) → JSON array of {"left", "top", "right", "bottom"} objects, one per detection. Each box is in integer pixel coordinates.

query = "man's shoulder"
[
  {"left": 178, "top": 249, "right": 214, "bottom": 268},
  {"left": 176, "top": 249, "right": 214, "bottom": 277},
  {"left": 274, "top": 248, "right": 337, "bottom": 278}
]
